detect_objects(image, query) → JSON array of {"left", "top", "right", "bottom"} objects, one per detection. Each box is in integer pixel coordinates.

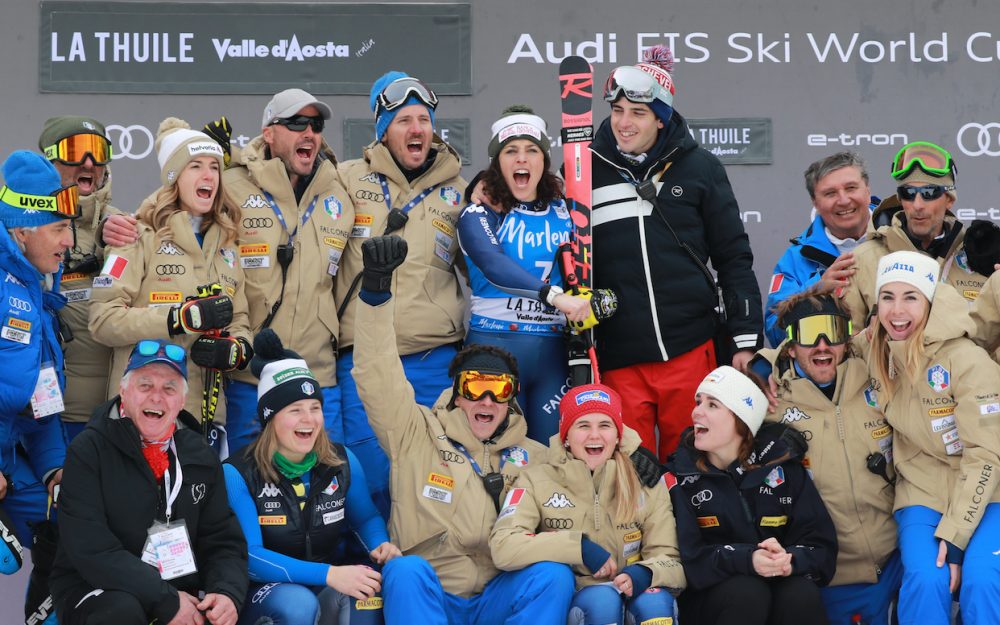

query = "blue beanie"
[
  {"left": 370, "top": 70, "right": 435, "bottom": 141},
  {"left": 0, "top": 151, "right": 66, "bottom": 229}
]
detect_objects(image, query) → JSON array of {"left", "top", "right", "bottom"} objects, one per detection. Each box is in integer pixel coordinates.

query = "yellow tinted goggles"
[
  {"left": 0, "top": 185, "right": 80, "bottom": 219},
  {"left": 456, "top": 370, "right": 517, "bottom": 403},
  {"left": 786, "top": 314, "right": 852, "bottom": 347}
]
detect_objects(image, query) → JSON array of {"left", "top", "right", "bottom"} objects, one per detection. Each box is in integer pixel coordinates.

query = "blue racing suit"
[
  {"left": 0, "top": 227, "right": 67, "bottom": 548},
  {"left": 457, "top": 200, "right": 572, "bottom": 442}
]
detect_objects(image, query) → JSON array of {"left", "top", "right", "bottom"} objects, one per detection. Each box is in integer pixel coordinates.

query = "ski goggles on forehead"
[
  {"left": 603, "top": 65, "right": 673, "bottom": 105},
  {"left": 897, "top": 184, "right": 955, "bottom": 202},
  {"left": 891, "top": 141, "right": 955, "bottom": 180},
  {"left": 376, "top": 77, "right": 439, "bottom": 112},
  {"left": 786, "top": 314, "right": 852, "bottom": 347},
  {"left": 455, "top": 370, "right": 517, "bottom": 403},
  {"left": 0, "top": 184, "right": 81, "bottom": 219},
  {"left": 134, "top": 339, "right": 187, "bottom": 363},
  {"left": 270, "top": 115, "right": 325, "bottom": 133},
  {"left": 43, "top": 133, "right": 112, "bottom": 166}
]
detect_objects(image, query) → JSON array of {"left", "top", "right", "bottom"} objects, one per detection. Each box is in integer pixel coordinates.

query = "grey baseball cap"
[{"left": 261, "top": 88, "right": 333, "bottom": 129}]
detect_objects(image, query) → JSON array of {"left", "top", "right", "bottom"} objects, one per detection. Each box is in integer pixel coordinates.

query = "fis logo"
[{"left": 543, "top": 492, "right": 575, "bottom": 508}]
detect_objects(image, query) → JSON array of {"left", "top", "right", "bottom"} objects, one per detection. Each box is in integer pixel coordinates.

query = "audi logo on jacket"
[{"left": 664, "top": 422, "right": 838, "bottom": 591}]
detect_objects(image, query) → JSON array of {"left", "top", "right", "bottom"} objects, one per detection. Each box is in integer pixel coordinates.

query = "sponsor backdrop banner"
[
  {"left": 2, "top": 0, "right": 1000, "bottom": 313},
  {"left": 39, "top": 1, "right": 471, "bottom": 94}
]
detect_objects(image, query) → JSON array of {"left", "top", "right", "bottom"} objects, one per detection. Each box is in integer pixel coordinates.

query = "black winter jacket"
[
  {"left": 590, "top": 111, "right": 762, "bottom": 370},
  {"left": 51, "top": 398, "right": 248, "bottom": 623},
  {"left": 665, "top": 423, "right": 837, "bottom": 590}
]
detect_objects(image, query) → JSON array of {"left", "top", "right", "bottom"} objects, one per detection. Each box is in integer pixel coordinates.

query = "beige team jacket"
[
  {"left": 223, "top": 137, "right": 354, "bottom": 386},
  {"left": 352, "top": 296, "right": 546, "bottom": 597},
  {"left": 336, "top": 139, "right": 466, "bottom": 353},
  {"left": 60, "top": 185, "right": 122, "bottom": 423},
  {"left": 867, "top": 284, "right": 1000, "bottom": 550},
  {"left": 489, "top": 430, "right": 686, "bottom": 592},
  {"left": 762, "top": 343, "right": 897, "bottom": 585},
  {"left": 841, "top": 197, "right": 985, "bottom": 328},
  {"left": 89, "top": 209, "right": 251, "bottom": 424}
]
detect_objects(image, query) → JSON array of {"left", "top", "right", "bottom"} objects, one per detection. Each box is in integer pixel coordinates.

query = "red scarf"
[{"left": 140, "top": 424, "right": 176, "bottom": 481}]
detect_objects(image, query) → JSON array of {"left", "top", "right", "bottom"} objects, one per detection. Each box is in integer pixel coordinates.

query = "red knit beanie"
[{"left": 559, "top": 384, "right": 624, "bottom": 443}]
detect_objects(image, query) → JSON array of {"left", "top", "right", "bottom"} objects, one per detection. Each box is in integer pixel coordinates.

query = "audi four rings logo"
[
  {"left": 355, "top": 190, "right": 385, "bottom": 202},
  {"left": 8, "top": 297, "right": 32, "bottom": 311},
  {"left": 106, "top": 124, "right": 155, "bottom": 160},
  {"left": 243, "top": 217, "right": 275, "bottom": 229},
  {"left": 155, "top": 264, "right": 186, "bottom": 275},
  {"left": 438, "top": 450, "right": 465, "bottom": 464},
  {"left": 691, "top": 489, "right": 713, "bottom": 507},
  {"left": 957, "top": 123, "right": 1000, "bottom": 157},
  {"left": 543, "top": 518, "right": 574, "bottom": 529}
]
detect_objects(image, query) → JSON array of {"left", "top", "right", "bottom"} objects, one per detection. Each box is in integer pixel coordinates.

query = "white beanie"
[
  {"left": 154, "top": 117, "right": 225, "bottom": 186},
  {"left": 875, "top": 250, "right": 939, "bottom": 302},
  {"left": 696, "top": 366, "right": 767, "bottom": 436}
]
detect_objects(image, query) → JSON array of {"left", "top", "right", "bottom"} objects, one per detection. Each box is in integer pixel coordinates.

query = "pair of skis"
[{"left": 557, "top": 56, "right": 599, "bottom": 387}]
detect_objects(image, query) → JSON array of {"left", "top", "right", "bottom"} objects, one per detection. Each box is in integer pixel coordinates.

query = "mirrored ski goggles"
[
  {"left": 603, "top": 65, "right": 673, "bottom": 105},
  {"left": 43, "top": 133, "right": 112, "bottom": 165},
  {"left": 456, "top": 370, "right": 517, "bottom": 403},
  {"left": 786, "top": 314, "right": 852, "bottom": 347},
  {"left": 135, "top": 339, "right": 187, "bottom": 363},
  {"left": 896, "top": 184, "right": 955, "bottom": 202},
  {"left": 376, "top": 77, "right": 439, "bottom": 112},
  {"left": 0, "top": 184, "right": 81, "bottom": 219},
  {"left": 270, "top": 115, "right": 325, "bottom": 133},
  {"left": 890, "top": 141, "right": 955, "bottom": 180}
]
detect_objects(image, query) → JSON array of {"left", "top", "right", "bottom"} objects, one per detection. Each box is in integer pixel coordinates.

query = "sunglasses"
[
  {"left": 891, "top": 141, "right": 955, "bottom": 180},
  {"left": 896, "top": 184, "right": 955, "bottom": 202},
  {"left": 456, "top": 370, "right": 517, "bottom": 403},
  {"left": 603, "top": 65, "right": 673, "bottom": 105},
  {"left": 271, "top": 115, "right": 325, "bottom": 133},
  {"left": 376, "top": 77, "right": 439, "bottom": 112},
  {"left": 43, "top": 133, "right": 113, "bottom": 166},
  {"left": 0, "top": 184, "right": 81, "bottom": 219},
  {"left": 786, "top": 314, "right": 852, "bottom": 347},
  {"left": 134, "top": 339, "right": 187, "bottom": 363}
]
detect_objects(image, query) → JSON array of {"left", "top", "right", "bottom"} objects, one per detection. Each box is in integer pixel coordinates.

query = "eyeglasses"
[
  {"left": 786, "top": 314, "right": 852, "bottom": 347},
  {"left": 896, "top": 184, "right": 955, "bottom": 202},
  {"left": 891, "top": 141, "right": 955, "bottom": 180},
  {"left": 376, "top": 77, "right": 439, "bottom": 112},
  {"left": 603, "top": 65, "right": 674, "bottom": 106},
  {"left": 134, "top": 339, "right": 187, "bottom": 363},
  {"left": 0, "top": 184, "right": 81, "bottom": 219},
  {"left": 456, "top": 370, "right": 517, "bottom": 403},
  {"left": 270, "top": 115, "right": 325, "bottom": 133},
  {"left": 43, "top": 133, "right": 112, "bottom": 166}
]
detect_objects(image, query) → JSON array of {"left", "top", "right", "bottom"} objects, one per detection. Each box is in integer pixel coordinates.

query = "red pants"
[{"left": 602, "top": 339, "right": 716, "bottom": 462}]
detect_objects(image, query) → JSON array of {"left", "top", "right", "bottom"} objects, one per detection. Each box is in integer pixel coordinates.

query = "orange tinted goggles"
[
  {"left": 43, "top": 133, "right": 112, "bottom": 166},
  {"left": 456, "top": 370, "right": 517, "bottom": 403},
  {"left": 0, "top": 185, "right": 80, "bottom": 219}
]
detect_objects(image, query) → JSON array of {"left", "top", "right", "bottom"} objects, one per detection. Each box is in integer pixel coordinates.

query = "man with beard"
[
  {"left": 38, "top": 116, "right": 122, "bottom": 441},
  {"left": 335, "top": 72, "right": 467, "bottom": 518}
]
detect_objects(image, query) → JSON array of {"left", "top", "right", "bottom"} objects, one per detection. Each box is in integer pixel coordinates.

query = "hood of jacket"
[
  {"left": 238, "top": 134, "right": 339, "bottom": 188},
  {"left": 591, "top": 109, "right": 699, "bottom": 180},
  {"left": 361, "top": 134, "right": 462, "bottom": 190}
]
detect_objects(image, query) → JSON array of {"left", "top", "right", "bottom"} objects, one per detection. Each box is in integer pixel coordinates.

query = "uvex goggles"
[
  {"left": 786, "top": 314, "right": 852, "bottom": 347},
  {"left": 376, "top": 77, "right": 439, "bottom": 112},
  {"left": 890, "top": 141, "right": 956, "bottom": 180},
  {"left": 455, "top": 370, "right": 517, "bottom": 403},
  {"left": 896, "top": 184, "right": 955, "bottom": 202},
  {"left": 0, "top": 184, "right": 80, "bottom": 219},
  {"left": 43, "top": 133, "right": 112, "bottom": 166},
  {"left": 603, "top": 65, "right": 673, "bottom": 106}
]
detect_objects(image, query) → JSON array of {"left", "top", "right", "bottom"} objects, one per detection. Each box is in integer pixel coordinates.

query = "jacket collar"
[{"left": 361, "top": 136, "right": 461, "bottom": 191}]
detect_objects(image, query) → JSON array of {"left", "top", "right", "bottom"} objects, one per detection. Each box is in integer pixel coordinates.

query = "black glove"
[
  {"left": 963, "top": 219, "right": 1000, "bottom": 277},
  {"left": 630, "top": 445, "right": 665, "bottom": 488},
  {"left": 361, "top": 235, "right": 408, "bottom": 293},
  {"left": 203, "top": 117, "right": 233, "bottom": 167},
  {"left": 190, "top": 334, "right": 252, "bottom": 371},
  {"left": 168, "top": 294, "right": 233, "bottom": 336}
]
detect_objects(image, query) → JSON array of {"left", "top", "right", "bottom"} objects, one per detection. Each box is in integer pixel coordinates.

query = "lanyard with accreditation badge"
[{"left": 141, "top": 439, "right": 199, "bottom": 580}]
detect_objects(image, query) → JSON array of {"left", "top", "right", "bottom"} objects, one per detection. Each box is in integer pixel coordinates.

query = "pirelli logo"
[
  {"left": 355, "top": 597, "right": 383, "bottom": 610},
  {"left": 697, "top": 516, "right": 719, "bottom": 528},
  {"left": 7, "top": 318, "right": 30, "bottom": 331},
  {"left": 150, "top": 292, "right": 182, "bottom": 304},
  {"left": 258, "top": 515, "right": 287, "bottom": 525},
  {"left": 323, "top": 236, "right": 346, "bottom": 249},
  {"left": 354, "top": 214, "right": 374, "bottom": 225},
  {"left": 240, "top": 244, "right": 270, "bottom": 256},
  {"left": 427, "top": 473, "right": 454, "bottom": 489},
  {"left": 61, "top": 272, "right": 88, "bottom": 282}
]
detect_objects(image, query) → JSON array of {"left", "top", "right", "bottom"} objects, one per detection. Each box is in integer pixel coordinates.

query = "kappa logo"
[
  {"left": 263, "top": 407, "right": 273, "bottom": 419},
  {"left": 359, "top": 172, "right": 379, "bottom": 183},
  {"left": 781, "top": 406, "right": 810, "bottom": 423},
  {"left": 156, "top": 241, "right": 184, "bottom": 256},
  {"left": 543, "top": 492, "right": 575, "bottom": 508},
  {"left": 258, "top": 483, "right": 281, "bottom": 498},
  {"left": 242, "top": 194, "right": 268, "bottom": 209},
  {"left": 928, "top": 364, "right": 950, "bottom": 393},
  {"left": 191, "top": 483, "right": 206, "bottom": 505}
]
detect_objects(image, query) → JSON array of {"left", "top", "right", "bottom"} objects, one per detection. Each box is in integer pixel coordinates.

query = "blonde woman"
[
  {"left": 490, "top": 384, "right": 685, "bottom": 625},
  {"left": 868, "top": 250, "right": 1000, "bottom": 625},
  {"left": 90, "top": 118, "right": 251, "bottom": 451}
]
